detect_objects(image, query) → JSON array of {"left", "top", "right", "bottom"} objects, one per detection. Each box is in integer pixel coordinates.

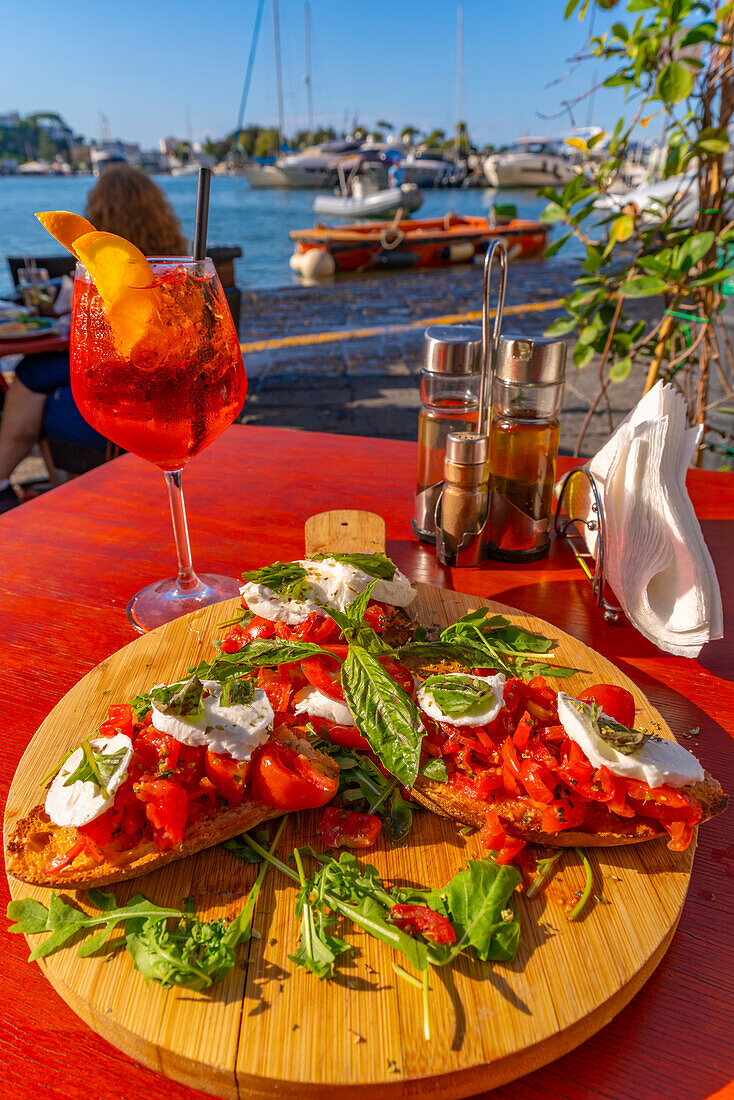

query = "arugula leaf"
[
  {"left": 150, "top": 674, "right": 204, "bottom": 718},
  {"left": 7, "top": 898, "right": 51, "bottom": 935},
  {"left": 311, "top": 552, "right": 397, "bottom": 580},
  {"left": 514, "top": 660, "right": 579, "bottom": 680},
  {"left": 129, "top": 691, "right": 152, "bottom": 722},
  {"left": 341, "top": 644, "right": 426, "bottom": 789},
  {"left": 62, "top": 741, "right": 127, "bottom": 798},
  {"left": 586, "top": 701, "right": 645, "bottom": 755},
  {"left": 241, "top": 560, "right": 309, "bottom": 598},
  {"left": 383, "top": 788, "right": 413, "bottom": 844},
  {"left": 288, "top": 848, "right": 351, "bottom": 979},
  {"left": 421, "top": 674, "right": 497, "bottom": 719},
  {"left": 420, "top": 757, "right": 449, "bottom": 783},
  {"left": 223, "top": 827, "right": 272, "bottom": 863},
  {"left": 219, "top": 676, "right": 256, "bottom": 708}
]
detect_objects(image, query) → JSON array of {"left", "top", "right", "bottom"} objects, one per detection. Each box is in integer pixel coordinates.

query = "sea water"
[{"left": 0, "top": 174, "right": 552, "bottom": 300}]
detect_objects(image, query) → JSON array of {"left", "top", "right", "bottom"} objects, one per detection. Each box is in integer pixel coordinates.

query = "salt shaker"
[
  {"left": 435, "top": 432, "right": 489, "bottom": 567},
  {"left": 412, "top": 325, "right": 483, "bottom": 544},
  {"left": 485, "top": 335, "right": 567, "bottom": 561}
]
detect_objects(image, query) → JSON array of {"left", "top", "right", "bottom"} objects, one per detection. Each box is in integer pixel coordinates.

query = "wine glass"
[{"left": 70, "top": 256, "right": 247, "bottom": 632}]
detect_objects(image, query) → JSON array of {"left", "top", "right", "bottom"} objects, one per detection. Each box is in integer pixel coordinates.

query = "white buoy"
[{"left": 299, "top": 248, "right": 336, "bottom": 278}]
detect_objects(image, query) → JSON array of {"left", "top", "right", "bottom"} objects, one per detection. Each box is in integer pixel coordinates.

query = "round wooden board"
[{"left": 4, "top": 588, "right": 694, "bottom": 1100}]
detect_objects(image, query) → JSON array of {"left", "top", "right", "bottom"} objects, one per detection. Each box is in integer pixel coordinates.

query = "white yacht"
[
  {"left": 90, "top": 140, "right": 128, "bottom": 177},
  {"left": 484, "top": 139, "right": 580, "bottom": 189},
  {"left": 242, "top": 141, "right": 361, "bottom": 190}
]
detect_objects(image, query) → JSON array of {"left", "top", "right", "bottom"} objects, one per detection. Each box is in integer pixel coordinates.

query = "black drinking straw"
[{"left": 192, "top": 166, "right": 211, "bottom": 261}]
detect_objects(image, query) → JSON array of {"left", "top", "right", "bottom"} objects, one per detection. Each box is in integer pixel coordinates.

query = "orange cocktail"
[{"left": 71, "top": 259, "right": 245, "bottom": 470}]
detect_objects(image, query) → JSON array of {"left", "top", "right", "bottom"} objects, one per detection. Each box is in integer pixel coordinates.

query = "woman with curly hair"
[{"left": 0, "top": 167, "right": 188, "bottom": 513}]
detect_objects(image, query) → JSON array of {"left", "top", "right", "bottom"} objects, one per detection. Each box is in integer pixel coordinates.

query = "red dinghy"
[{"left": 289, "top": 213, "right": 548, "bottom": 275}]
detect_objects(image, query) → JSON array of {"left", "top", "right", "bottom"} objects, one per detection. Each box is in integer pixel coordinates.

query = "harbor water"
[{"left": 0, "top": 174, "right": 559, "bottom": 300}]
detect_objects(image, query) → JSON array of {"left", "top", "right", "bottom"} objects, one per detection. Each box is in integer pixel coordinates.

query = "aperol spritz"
[{"left": 71, "top": 256, "right": 247, "bottom": 631}]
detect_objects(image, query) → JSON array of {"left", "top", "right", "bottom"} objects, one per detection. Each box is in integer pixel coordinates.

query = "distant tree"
[
  {"left": 37, "top": 130, "right": 56, "bottom": 162},
  {"left": 454, "top": 120, "right": 471, "bottom": 155},
  {"left": 352, "top": 125, "right": 367, "bottom": 140},
  {"left": 254, "top": 127, "right": 280, "bottom": 158},
  {"left": 368, "top": 130, "right": 384, "bottom": 142},
  {"left": 376, "top": 119, "right": 394, "bottom": 132},
  {"left": 400, "top": 125, "right": 421, "bottom": 143},
  {"left": 175, "top": 141, "right": 191, "bottom": 163},
  {"left": 422, "top": 128, "right": 445, "bottom": 148}
]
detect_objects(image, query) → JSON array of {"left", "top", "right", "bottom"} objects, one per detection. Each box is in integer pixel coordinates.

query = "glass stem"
[{"left": 165, "top": 469, "right": 199, "bottom": 591}]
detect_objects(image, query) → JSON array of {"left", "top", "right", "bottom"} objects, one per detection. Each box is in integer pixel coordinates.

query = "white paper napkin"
[{"left": 556, "top": 381, "right": 723, "bottom": 657}]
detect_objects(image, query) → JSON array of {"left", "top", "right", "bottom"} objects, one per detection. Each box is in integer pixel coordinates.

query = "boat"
[
  {"left": 289, "top": 213, "right": 548, "bottom": 277},
  {"left": 484, "top": 139, "right": 580, "bottom": 188},
  {"left": 313, "top": 157, "right": 424, "bottom": 219}
]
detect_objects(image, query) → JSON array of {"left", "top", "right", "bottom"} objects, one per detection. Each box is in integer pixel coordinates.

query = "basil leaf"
[
  {"left": 194, "top": 639, "right": 335, "bottom": 681},
  {"left": 150, "top": 674, "right": 204, "bottom": 718},
  {"left": 398, "top": 640, "right": 488, "bottom": 669},
  {"left": 422, "top": 674, "right": 496, "bottom": 718},
  {"left": 62, "top": 742, "right": 127, "bottom": 797},
  {"left": 312, "top": 552, "right": 397, "bottom": 580},
  {"left": 241, "top": 560, "right": 308, "bottom": 597},
  {"left": 324, "top": 580, "right": 390, "bottom": 655},
  {"left": 420, "top": 757, "right": 449, "bottom": 783},
  {"left": 341, "top": 644, "right": 426, "bottom": 789},
  {"left": 582, "top": 700, "right": 645, "bottom": 754},
  {"left": 219, "top": 677, "right": 256, "bottom": 708},
  {"left": 130, "top": 692, "right": 152, "bottom": 721}
]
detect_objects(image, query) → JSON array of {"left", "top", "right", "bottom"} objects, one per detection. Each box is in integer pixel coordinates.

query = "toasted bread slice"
[
  {"left": 412, "top": 770, "right": 727, "bottom": 847},
  {"left": 5, "top": 731, "right": 338, "bottom": 888}
]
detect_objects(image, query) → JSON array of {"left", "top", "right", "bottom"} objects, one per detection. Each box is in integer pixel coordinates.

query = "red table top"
[
  {"left": 0, "top": 331, "right": 69, "bottom": 357},
  {"left": 1, "top": 425, "right": 732, "bottom": 1100}
]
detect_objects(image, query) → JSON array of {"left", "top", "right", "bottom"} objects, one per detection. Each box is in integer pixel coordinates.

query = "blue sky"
[{"left": 4, "top": 0, "right": 629, "bottom": 148}]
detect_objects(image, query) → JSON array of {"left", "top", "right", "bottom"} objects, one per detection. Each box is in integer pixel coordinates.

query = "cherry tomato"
[
  {"left": 390, "top": 904, "right": 456, "bottom": 944},
  {"left": 309, "top": 715, "right": 370, "bottom": 751},
  {"left": 134, "top": 778, "right": 189, "bottom": 850},
  {"left": 205, "top": 749, "right": 250, "bottom": 805},
  {"left": 577, "top": 684, "right": 636, "bottom": 728},
  {"left": 251, "top": 741, "right": 338, "bottom": 810},
  {"left": 302, "top": 654, "right": 345, "bottom": 701},
  {"left": 319, "top": 807, "right": 382, "bottom": 848}
]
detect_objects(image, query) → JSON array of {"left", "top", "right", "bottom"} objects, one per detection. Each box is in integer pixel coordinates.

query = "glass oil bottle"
[{"left": 485, "top": 335, "right": 567, "bottom": 561}]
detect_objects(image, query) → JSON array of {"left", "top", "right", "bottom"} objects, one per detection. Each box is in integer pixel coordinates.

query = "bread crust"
[
  {"left": 5, "top": 732, "right": 338, "bottom": 888},
  {"left": 412, "top": 770, "right": 727, "bottom": 848}
]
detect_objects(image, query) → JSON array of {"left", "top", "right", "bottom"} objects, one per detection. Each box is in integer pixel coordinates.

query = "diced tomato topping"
[
  {"left": 257, "top": 666, "right": 293, "bottom": 711},
  {"left": 134, "top": 778, "right": 189, "bottom": 850},
  {"left": 204, "top": 749, "right": 251, "bottom": 805},
  {"left": 309, "top": 715, "right": 370, "bottom": 751},
  {"left": 319, "top": 807, "right": 382, "bottom": 848},
  {"left": 302, "top": 654, "right": 345, "bottom": 702},
  {"left": 390, "top": 904, "right": 457, "bottom": 944},
  {"left": 98, "top": 703, "right": 135, "bottom": 740},
  {"left": 44, "top": 836, "right": 87, "bottom": 875},
  {"left": 364, "top": 602, "right": 390, "bottom": 633},
  {"left": 377, "top": 655, "right": 415, "bottom": 696},
  {"left": 250, "top": 741, "right": 337, "bottom": 810},
  {"left": 129, "top": 726, "right": 180, "bottom": 779}
]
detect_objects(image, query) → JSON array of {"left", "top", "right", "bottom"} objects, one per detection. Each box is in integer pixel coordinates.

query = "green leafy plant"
[{"left": 543, "top": 0, "right": 734, "bottom": 461}]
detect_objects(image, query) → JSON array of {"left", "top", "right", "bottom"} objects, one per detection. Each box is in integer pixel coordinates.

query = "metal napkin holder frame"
[{"left": 553, "top": 466, "right": 621, "bottom": 624}]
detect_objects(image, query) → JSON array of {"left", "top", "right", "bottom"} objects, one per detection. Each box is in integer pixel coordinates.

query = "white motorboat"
[
  {"left": 484, "top": 139, "right": 580, "bottom": 189},
  {"left": 314, "top": 157, "right": 423, "bottom": 218},
  {"left": 242, "top": 140, "right": 362, "bottom": 189},
  {"left": 403, "top": 151, "right": 462, "bottom": 188},
  {"left": 594, "top": 173, "right": 700, "bottom": 224},
  {"left": 314, "top": 183, "right": 423, "bottom": 219}
]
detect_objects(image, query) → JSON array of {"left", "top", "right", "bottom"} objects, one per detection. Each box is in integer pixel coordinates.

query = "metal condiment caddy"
[
  {"left": 553, "top": 466, "right": 621, "bottom": 623},
  {"left": 434, "top": 240, "right": 507, "bottom": 566}
]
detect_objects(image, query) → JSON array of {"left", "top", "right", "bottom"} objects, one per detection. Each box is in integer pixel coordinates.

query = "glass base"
[{"left": 127, "top": 574, "right": 242, "bottom": 633}]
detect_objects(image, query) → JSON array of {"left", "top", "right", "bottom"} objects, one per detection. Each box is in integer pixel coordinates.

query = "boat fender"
[
  {"left": 374, "top": 250, "right": 417, "bottom": 269},
  {"left": 289, "top": 250, "right": 304, "bottom": 273},
  {"left": 298, "top": 248, "right": 336, "bottom": 279},
  {"left": 443, "top": 241, "right": 475, "bottom": 263}
]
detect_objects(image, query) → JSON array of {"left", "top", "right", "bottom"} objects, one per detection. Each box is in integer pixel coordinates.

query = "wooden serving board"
[{"left": 4, "top": 512, "right": 695, "bottom": 1100}]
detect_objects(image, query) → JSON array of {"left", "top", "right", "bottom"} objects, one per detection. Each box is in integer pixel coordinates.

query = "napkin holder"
[{"left": 553, "top": 466, "right": 621, "bottom": 624}]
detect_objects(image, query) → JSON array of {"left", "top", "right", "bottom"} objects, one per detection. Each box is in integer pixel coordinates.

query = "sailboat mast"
[
  {"left": 273, "top": 0, "right": 285, "bottom": 153},
  {"left": 232, "top": 0, "right": 265, "bottom": 159},
  {"left": 304, "top": 1, "right": 314, "bottom": 144},
  {"left": 455, "top": 1, "right": 463, "bottom": 158}
]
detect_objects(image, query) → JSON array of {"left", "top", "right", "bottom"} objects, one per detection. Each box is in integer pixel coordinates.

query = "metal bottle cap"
[
  {"left": 445, "top": 431, "right": 488, "bottom": 465},
  {"left": 495, "top": 335, "right": 567, "bottom": 384},
  {"left": 423, "top": 325, "right": 483, "bottom": 375}
]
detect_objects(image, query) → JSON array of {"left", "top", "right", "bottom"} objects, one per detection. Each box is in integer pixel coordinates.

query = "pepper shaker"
[{"left": 435, "top": 432, "right": 489, "bottom": 567}]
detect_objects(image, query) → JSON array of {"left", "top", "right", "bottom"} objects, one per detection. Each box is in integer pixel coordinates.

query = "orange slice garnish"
[
  {"left": 35, "top": 211, "right": 96, "bottom": 258},
  {"left": 72, "top": 231, "right": 158, "bottom": 357}
]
